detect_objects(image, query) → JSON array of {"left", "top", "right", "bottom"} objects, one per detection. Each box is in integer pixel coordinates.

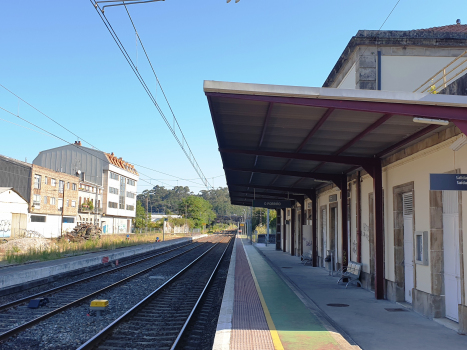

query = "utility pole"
[
  {"left": 185, "top": 202, "right": 188, "bottom": 236},
  {"left": 60, "top": 185, "right": 65, "bottom": 237},
  {"left": 146, "top": 194, "right": 149, "bottom": 234}
]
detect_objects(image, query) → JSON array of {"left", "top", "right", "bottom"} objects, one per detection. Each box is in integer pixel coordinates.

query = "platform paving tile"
[
  {"left": 243, "top": 240, "right": 350, "bottom": 350},
  {"left": 231, "top": 238, "right": 275, "bottom": 350},
  {"left": 255, "top": 244, "right": 467, "bottom": 350}
]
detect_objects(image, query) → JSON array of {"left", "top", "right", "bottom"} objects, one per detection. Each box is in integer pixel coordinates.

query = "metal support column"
[
  {"left": 291, "top": 207, "right": 295, "bottom": 255},
  {"left": 282, "top": 208, "right": 286, "bottom": 252},
  {"left": 300, "top": 198, "right": 305, "bottom": 257},
  {"left": 341, "top": 175, "right": 349, "bottom": 268},
  {"left": 276, "top": 208, "right": 281, "bottom": 250},
  {"left": 373, "top": 159, "right": 385, "bottom": 299},
  {"left": 311, "top": 190, "right": 318, "bottom": 267}
]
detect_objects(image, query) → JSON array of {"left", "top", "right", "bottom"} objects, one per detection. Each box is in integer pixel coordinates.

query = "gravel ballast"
[{"left": 0, "top": 241, "right": 218, "bottom": 350}]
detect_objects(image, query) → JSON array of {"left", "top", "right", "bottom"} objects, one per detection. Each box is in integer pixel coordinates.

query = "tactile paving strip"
[{"left": 230, "top": 239, "right": 275, "bottom": 350}]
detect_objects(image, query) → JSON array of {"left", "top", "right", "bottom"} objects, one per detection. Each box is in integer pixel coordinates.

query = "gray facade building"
[{"left": 0, "top": 155, "right": 32, "bottom": 202}]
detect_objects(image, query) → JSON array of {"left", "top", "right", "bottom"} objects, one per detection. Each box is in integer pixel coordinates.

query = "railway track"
[
  {"left": 0, "top": 236, "right": 221, "bottom": 343},
  {"left": 77, "top": 235, "right": 233, "bottom": 350}
]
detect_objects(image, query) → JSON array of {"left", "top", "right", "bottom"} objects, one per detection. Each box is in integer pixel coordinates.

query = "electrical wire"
[
  {"left": 0, "top": 105, "right": 170, "bottom": 188},
  {"left": 0, "top": 94, "right": 205, "bottom": 187},
  {"left": 356, "top": 0, "right": 401, "bottom": 65},
  {"left": 90, "top": 0, "right": 212, "bottom": 189}
]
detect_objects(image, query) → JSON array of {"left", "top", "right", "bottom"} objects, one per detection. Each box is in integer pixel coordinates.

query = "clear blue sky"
[{"left": 0, "top": 0, "right": 464, "bottom": 193}]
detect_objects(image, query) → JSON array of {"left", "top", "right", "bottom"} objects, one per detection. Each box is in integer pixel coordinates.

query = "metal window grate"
[{"left": 403, "top": 192, "right": 413, "bottom": 216}]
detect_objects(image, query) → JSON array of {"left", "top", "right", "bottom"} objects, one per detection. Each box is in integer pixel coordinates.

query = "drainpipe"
[
  {"left": 356, "top": 171, "right": 362, "bottom": 263},
  {"left": 377, "top": 50, "right": 382, "bottom": 91}
]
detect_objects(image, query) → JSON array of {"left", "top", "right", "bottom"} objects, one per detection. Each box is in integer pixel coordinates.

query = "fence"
[{"left": 413, "top": 50, "right": 467, "bottom": 93}]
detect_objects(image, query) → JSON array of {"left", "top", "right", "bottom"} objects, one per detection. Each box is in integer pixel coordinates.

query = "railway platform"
[
  {"left": 214, "top": 236, "right": 467, "bottom": 350},
  {"left": 213, "top": 236, "right": 357, "bottom": 350},
  {"left": 0, "top": 235, "right": 206, "bottom": 293}
]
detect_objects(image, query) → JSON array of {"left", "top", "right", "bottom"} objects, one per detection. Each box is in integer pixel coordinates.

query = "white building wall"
[
  {"left": 381, "top": 56, "right": 459, "bottom": 92},
  {"left": 0, "top": 190, "right": 28, "bottom": 238},
  {"left": 337, "top": 62, "right": 356, "bottom": 89},
  {"left": 28, "top": 214, "right": 61, "bottom": 238}
]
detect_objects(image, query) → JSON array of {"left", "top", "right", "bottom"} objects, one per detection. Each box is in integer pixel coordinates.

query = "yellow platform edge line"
[{"left": 241, "top": 239, "right": 285, "bottom": 350}]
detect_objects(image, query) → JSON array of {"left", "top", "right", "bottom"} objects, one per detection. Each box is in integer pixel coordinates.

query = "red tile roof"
[
  {"left": 105, "top": 153, "right": 139, "bottom": 176},
  {"left": 414, "top": 24, "right": 467, "bottom": 33}
]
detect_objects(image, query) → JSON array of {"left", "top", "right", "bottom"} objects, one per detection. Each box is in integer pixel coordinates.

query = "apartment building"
[
  {"left": 0, "top": 155, "right": 79, "bottom": 237},
  {"left": 29, "top": 164, "right": 79, "bottom": 237},
  {"left": 33, "top": 142, "right": 139, "bottom": 234}
]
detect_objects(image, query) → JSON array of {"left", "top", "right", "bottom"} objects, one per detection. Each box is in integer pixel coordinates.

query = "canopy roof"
[{"left": 204, "top": 80, "right": 467, "bottom": 207}]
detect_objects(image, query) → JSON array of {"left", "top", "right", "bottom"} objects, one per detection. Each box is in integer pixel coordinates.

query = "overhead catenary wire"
[
  {"left": 90, "top": 0, "right": 212, "bottom": 189},
  {"left": 0, "top": 105, "right": 172, "bottom": 189},
  {"left": 0, "top": 97, "right": 205, "bottom": 188},
  {"left": 355, "top": 0, "right": 402, "bottom": 66}
]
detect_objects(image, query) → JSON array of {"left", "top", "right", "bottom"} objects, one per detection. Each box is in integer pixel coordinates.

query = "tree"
[
  {"left": 134, "top": 200, "right": 150, "bottom": 229},
  {"left": 137, "top": 186, "right": 248, "bottom": 218},
  {"left": 252, "top": 208, "right": 276, "bottom": 233},
  {"left": 178, "top": 196, "right": 216, "bottom": 228},
  {"left": 199, "top": 187, "right": 248, "bottom": 216}
]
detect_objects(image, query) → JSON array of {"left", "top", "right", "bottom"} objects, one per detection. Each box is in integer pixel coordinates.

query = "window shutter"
[{"left": 403, "top": 192, "right": 413, "bottom": 216}]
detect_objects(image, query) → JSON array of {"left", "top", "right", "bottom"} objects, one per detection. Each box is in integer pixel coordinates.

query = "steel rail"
[
  {"left": 0, "top": 239, "right": 200, "bottom": 312},
  {"left": 169, "top": 236, "right": 234, "bottom": 350},
  {"left": 0, "top": 238, "right": 215, "bottom": 342},
  {"left": 76, "top": 236, "right": 232, "bottom": 350}
]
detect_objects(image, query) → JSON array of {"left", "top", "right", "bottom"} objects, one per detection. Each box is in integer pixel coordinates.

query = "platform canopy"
[{"left": 204, "top": 80, "right": 467, "bottom": 206}]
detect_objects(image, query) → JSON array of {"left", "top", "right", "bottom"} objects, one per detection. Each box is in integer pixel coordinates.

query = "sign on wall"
[
  {"left": 430, "top": 174, "right": 467, "bottom": 191},
  {"left": 252, "top": 200, "right": 292, "bottom": 209}
]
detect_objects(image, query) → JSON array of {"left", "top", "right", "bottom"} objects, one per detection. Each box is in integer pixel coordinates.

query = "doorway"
[
  {"left": 329, "top": 205, "right": 338, "bottom": 271},
  {"left": 403, "top": 192, "right": 414, "bottom": 303},
  {"left": 443, "top": 191, "right": 461, "bottom": 322},
  {"left": 320, "top": 207, "right": 326, "bottom": 267}
]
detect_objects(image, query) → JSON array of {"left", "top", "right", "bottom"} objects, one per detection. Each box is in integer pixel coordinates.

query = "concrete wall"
[
  {"left": 28, "top": 214, "right": 74, "bottom": 238},
  {"left": 328, "top": 46, "right": 467, "bottom": 93}
]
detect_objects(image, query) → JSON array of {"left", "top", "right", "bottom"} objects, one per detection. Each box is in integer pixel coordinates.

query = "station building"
[{"left": 206, "top": 23, "right": 467, "bottom": 332}]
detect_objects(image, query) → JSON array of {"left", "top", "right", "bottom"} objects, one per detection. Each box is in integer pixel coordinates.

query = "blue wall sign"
[{"left": 430, "top": 174, "right": 467, "bottom": 191}]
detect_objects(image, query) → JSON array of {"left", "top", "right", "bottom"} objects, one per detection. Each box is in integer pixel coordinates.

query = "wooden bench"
[
  {"left": 300, "top": 251, "right": 313, "bottom": 266},
  {"left": 337, "top": 261, "right": 362, "bottom": 288}
]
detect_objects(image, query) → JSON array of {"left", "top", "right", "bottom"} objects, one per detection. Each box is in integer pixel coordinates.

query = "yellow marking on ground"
[{"left": 241, "top": 239, "right": 285, "bottom": 350}]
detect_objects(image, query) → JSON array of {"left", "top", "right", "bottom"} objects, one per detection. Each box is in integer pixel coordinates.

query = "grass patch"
[{"left": 0, "top": 232, "right": 187, "bottom": 265}]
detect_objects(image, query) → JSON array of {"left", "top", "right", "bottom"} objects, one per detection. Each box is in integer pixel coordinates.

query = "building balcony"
[{"left": 79, "top": 206, "right": 103, "bottom": 214}]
